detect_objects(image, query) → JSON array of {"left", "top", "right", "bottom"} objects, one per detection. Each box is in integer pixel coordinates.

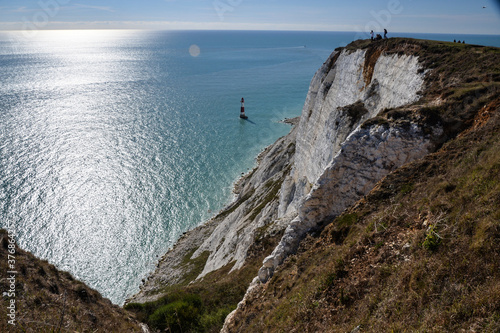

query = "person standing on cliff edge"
[
  {"left": 370, "top": 30, "right": 374, "bottom": 41},
  {"left": 384, "top": 29, "right": 388, "bottom": 39}
]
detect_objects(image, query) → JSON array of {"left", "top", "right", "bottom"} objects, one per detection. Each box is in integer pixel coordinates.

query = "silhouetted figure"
[
  {"left": 454, "top": 39, "right": 456, "bottom": 43},
  {"left": 370, "top": 30, "right": 374, "bottom": 41},
  {"left": 458, "top": 40, "right": 461, "bottom": 43},
  {"left": 384, "top": 29, "right": 388, "bottom": 39},
  {"left": 375, "top": 34, "right": 382, "bottom": 41},
  {"left": 462, "top": 40, "right": 465, "bottom": 44}
]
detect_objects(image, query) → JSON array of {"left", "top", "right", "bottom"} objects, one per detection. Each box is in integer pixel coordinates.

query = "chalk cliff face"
[
  {"left": 280, "top": 48, "right": 425, "bottom": 219},
  {"left": 257, "top": 47, "right": 442, "bottom": 282},
  {"left": 197, "top": 46, "right": 438, "bottom": 284},
  {"left": 205, "top": 47, "right": 432, "bottom": 280},
  {"left": 192, "top": 129, "right": 297, "bottom": 277},
  {"left": 129, "top": 40, "right": 444, "bottom": 306}
]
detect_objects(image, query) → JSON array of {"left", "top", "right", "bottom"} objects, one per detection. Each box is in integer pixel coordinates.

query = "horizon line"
[
  {"left": 1, "top": 27, "right": 499, "bottom": 37},
  {"left": 0, "top": 19, "right": 499, "bottom": 36}
]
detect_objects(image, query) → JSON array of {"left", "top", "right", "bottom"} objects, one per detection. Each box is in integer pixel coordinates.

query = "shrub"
[
  {"left": 199, "top": 306, "right": 234, "bottom": 331},
  {"left": 423, "top": 225, "right": 441, "bottom": 251},
  {"left": 148, "top": 294, "right": 202, "bottom": 332}
]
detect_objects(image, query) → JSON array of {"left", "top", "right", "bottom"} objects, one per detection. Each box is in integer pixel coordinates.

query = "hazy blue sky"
[{"left": 0, "top": 0, "right": 499, "bottom": 34}]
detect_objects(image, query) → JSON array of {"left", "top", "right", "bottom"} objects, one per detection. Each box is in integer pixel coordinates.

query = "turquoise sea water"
[{"left": 1, "top": 30, "right": 499, "bottom": 304}]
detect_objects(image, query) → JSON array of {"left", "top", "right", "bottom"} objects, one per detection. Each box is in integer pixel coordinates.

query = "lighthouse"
[{"left": 240, "top": 97, "right": 248, "bottom": 119}]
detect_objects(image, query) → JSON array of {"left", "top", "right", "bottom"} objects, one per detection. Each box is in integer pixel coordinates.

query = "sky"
[{"left": 0, "top": 0, "right": 499, "bottom": 34}]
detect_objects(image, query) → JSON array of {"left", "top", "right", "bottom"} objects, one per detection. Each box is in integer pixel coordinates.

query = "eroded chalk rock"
[{"left": 259, "top": 121, "right": 442, "bottom": 282}]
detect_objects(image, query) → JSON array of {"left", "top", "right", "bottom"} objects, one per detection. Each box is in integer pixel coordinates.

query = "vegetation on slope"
[
  {"left": 0, "top": 229, "right": 143, "bottom": 333},
  {"left": 223, "top": 38, "right": 500, "bottom": 332},
  {"left": 227, "top": 101, "right": 500, "bottom": 332}
]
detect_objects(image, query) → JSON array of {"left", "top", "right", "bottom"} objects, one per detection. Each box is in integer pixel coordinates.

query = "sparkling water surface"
[{"left": 1, "top": 30, "right": 499, "bottom": 304}]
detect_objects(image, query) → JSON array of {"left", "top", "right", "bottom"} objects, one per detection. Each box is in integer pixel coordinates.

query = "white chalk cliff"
[
  {"left": 129, "top": 43, "right": 443, "bottom": 307},
  {"left": 194, "top": 46, "right": 439, "bottom": 283},
  {"left": 257, "top": 47, "right": 442, "bottom": 283}
]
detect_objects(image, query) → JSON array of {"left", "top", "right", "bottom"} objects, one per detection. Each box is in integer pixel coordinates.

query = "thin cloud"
[
  {"left": 397, "top": 13, "right": 489, "bottom": 20},
  {"left": 74, "top": 4, "right": 115, "bottom": 13},
  {"left": 10, "top": 6, "right": 36, "bottom": 13}
]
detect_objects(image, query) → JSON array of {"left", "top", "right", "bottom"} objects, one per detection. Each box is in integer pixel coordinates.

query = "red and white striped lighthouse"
[{"left": 240, "top": 97, "right": 248, "bottom": 119}]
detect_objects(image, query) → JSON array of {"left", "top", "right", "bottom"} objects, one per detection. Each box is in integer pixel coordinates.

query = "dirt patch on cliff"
[
  {"left": 363, "top": 48, "right": 382, "bottom": 86},
  {"left": 464, "top": 96, "right": 500, "bottom": 134}
]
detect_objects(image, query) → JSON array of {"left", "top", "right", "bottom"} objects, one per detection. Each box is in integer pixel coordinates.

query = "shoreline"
[{"left": 127, "top": 116, "right": 300, "bottom": 304}]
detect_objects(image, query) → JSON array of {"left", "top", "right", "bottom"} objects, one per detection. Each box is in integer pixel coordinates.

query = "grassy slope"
[
  {"left": 230, "top": 108, "right": 500, "bottom": 332},
  {"left": 226, "top": 39, "right": 500, "bottom": 332},
  {"left": 0, "top": 229, "right": 143, "bottom": 333}
]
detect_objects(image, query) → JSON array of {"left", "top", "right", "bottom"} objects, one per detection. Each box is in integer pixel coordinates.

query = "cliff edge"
[
  {"left": 0, "top": 229, "right": 146, "bottom": 333},
  {"left": 127, "top": 38, "right": 500, "bottom": 332}
]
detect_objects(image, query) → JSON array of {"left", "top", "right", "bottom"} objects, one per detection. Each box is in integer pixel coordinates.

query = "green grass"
[
  {"left": 177, "top": 250, "right": 210, "bottom": 286},
  {"left": 422, "top": 225, "right": 441, "bottom": 252},
  {"left": 215, "top": 187, "right": 255, "bottom": 220}
]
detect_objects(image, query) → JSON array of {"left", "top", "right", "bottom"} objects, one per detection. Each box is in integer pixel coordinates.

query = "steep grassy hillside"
[
  {"left": 0, "top": 229, "right": 144, "bottom": 332},
  {"left": 225, "top": 101, "right": 500, "bottom": 332}
]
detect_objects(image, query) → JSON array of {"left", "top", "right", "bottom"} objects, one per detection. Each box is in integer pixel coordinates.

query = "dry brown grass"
[{"left": 0, "top": 230, "right": 143, "bottom": 332}]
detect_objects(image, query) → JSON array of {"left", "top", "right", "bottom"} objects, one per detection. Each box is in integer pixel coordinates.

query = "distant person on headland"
[
  {"left": 370, "top": 30, "right": 374, "bottom": 41},
  {"left": 384, "top": 29, "right": 388, "bottom": 39}
]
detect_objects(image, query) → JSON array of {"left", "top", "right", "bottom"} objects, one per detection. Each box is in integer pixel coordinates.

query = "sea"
[{"left": 1, "top": 30, "right": 499, "bottom": 304}]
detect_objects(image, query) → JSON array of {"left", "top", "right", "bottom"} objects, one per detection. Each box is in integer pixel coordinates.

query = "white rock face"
[
  {"left": 280, "top": 49, "right": 424, "bottom": 218},
  {"left": 191, "top": 128, "right": 297, "bottom": 278},
  {"left": 259, "top": 122, "right": 442, "bottom": 282},
  {"left": 197, "top": 47, "right": 428, "bottom": 282},
  {"left": 257, "top": 48, "right": 433, "bottom": 283}
]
